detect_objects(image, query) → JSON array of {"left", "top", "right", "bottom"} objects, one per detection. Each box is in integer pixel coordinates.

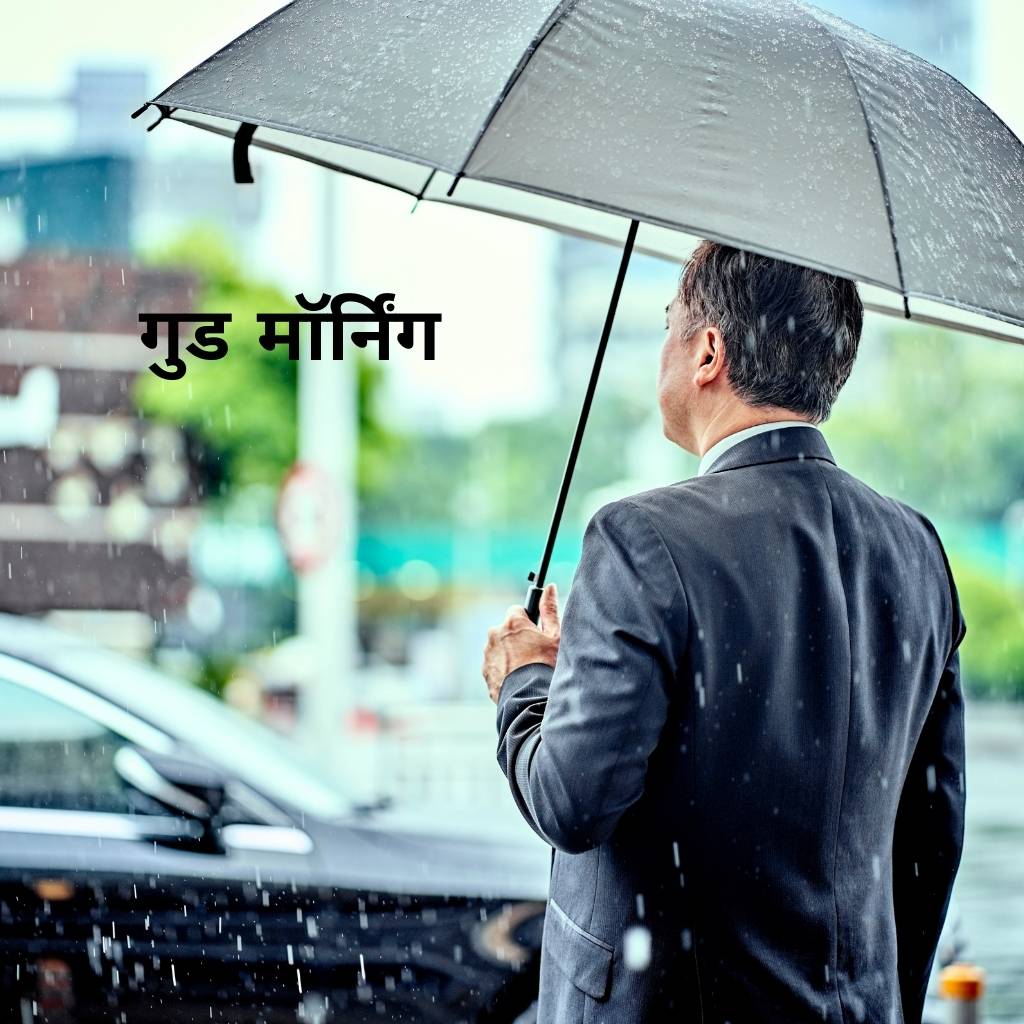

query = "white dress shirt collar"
[{"left": 697, "top": 420, "right": 818, "bottom": 476}]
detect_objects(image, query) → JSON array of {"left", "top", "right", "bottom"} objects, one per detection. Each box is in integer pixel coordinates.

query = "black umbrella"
[{"left": 134, "top": 0, "right": 1024, "bottom": 619}]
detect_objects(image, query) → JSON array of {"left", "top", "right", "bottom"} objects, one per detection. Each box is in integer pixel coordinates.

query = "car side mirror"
[{"left": 114, "top": 745, "right": 227, "bottom": 851}]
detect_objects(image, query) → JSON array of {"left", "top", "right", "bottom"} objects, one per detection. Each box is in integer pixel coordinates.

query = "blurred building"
[
  {"left": 0, "top": 66, "right": 277, "bottom": 645},
  {"left": 0, "top": 154, "right": 133, "bottom": 253},
  {"left": 976, "top": 0, "right": 1024, "bottom": 140},
  {"left": 0, "top": 254, "right": 202, "bottom": 628},
  {"left": 0, "top": 67, "right": 262, "bottom": 260},
  {"left": 816, "top": 0, "right": 974, "bottom": 83}
]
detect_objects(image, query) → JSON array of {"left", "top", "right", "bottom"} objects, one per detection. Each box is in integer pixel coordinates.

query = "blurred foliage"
[
  {"left": 824, "top": 322, "right": 1024, "bottom": 698},
  {"left": 826, "top": 325, "right": 1024, "bottom": 521},
  {"left": 135, "top": 225, "right": 403, "bottom": 501},
  {"left": 361, "top": 389, "right": 652, "bottom": 526},
  {"left": 191, "top": 652, "right": 238, "bottom": 700},
  {"left": 951, "top": 557, "right": 1024, "bottom": 700}
]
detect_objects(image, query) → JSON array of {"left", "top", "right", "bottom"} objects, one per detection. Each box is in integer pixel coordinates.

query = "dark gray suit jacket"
[{"left": 496, "top": 425, "right": 966, "bottom": 1024}]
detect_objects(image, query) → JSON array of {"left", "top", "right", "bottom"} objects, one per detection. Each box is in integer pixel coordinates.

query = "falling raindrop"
[{"left": 624, "top": 926, "right": 652, "bottom": 971}]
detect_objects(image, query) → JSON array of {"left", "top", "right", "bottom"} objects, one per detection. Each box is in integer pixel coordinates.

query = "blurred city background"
[{"left": 2, "top": 0, "right": 1023, "bottom": 1018}]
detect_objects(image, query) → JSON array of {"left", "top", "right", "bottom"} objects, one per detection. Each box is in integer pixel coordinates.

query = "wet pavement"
[{"left": 956, "top": 700, "right": 1024, "bottom": 1021}]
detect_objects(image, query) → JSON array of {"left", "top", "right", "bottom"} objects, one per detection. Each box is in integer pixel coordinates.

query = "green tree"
[
  {"left": 826, "top": 325, "right": 1024, "bottom": 521},
  {"left": 359, "top": 389, "right": 651, "bottom": 528},
  {"left": 950, "top": 556, "right": 1024, "bottom": 700},
  {"left": 135, "top": 226, "right": 402, "bottom": 500}
]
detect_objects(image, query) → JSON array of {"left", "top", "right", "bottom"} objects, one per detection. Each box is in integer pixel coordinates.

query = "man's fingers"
[
  {"left": 504, "top": 604, "right": 530, "bottom": 626},
  {"left": 539, "top": 582, "right": 560, "bottom": 636}
]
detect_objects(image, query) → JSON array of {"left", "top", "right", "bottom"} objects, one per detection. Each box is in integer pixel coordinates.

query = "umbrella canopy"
[
  {"left": 138, "top": 0, "right": 1024, "bottom": 329},
  {"left": 136, "top": 0, "right": 1024, "bottom": 618}
]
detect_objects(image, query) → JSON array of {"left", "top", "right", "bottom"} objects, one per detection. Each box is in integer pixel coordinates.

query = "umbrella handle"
[{"left": 524, "top": 579, "right": 545, "bottom": 624}]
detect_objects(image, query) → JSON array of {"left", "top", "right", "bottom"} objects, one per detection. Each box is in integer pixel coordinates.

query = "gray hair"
[{"left": 676, "top": 241, "right": 863, "bottom": 422}]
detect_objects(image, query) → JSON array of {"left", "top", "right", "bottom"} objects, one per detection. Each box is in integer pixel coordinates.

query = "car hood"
[{"left": 308, "top": 804, "right": 552, "bottom": 900}]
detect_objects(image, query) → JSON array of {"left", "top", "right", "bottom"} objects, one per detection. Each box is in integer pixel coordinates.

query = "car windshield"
[{"left": 49, "top": 646, "right": 350, "bottom": 821}]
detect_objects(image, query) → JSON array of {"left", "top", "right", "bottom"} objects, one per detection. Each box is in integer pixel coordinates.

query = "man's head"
[{"left": 658, "top": 240, "right": 863, "bottom": 454}]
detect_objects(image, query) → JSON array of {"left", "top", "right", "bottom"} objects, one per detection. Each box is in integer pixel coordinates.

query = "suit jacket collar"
[{"left": 704, "top": 424, "right": 836, "bottom": 475}]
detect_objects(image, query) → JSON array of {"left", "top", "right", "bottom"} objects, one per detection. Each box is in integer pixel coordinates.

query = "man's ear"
[{"left": 694, "top": 326, "right": 725, "bottom": 386}]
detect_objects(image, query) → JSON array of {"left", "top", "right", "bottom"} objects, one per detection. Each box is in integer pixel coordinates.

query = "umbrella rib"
[
  {"left": 412, "top": 169, "right": 437, "bottom": 208},
  {"left": 153, "top": 101, "right": 447, "bottom": 175},
  {"left": 456, "top": 171, "right": 909, "bottom": 293},
  {"left": 447, "top": 171, "right": 1023, "bottom": 335},
  {"left": 147, "top": 0, "right": 300, "bottom": 111},
  {"left": 445, "top": 0, "right": 581, "bottom": 199},
  {"left": 916, "top": 56, "right": 1024, "bottom": 153},
  {"left": 159, "top": 112, "right": 428, "bottom": 199},
  {"left": 863, "top": 301, "right": 1024, "bottom": 347},
  {"left": 803, "top": 7, "right": 911, "bottom": 319}
]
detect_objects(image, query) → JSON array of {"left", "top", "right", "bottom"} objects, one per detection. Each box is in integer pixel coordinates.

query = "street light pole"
[{"left": 297, "top": 170, "right": 360, "bottom": 789}]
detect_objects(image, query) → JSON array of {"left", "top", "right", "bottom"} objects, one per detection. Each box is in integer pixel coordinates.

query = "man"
[{"left": 481, "top": 241, "right": 966, "bottom": 1024}]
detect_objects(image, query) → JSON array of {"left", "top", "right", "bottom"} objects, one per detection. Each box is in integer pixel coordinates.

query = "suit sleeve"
[
  {"left": 495, "top": 499, "right": 688, "bottom": 854},
  {"left": 893, "top": 527, "right": 967, "bottom": 1024}
]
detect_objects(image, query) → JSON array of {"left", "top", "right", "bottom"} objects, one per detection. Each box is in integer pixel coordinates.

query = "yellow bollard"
[{"left": 939, "top": 963, "right": 986, "bottom": 1024}]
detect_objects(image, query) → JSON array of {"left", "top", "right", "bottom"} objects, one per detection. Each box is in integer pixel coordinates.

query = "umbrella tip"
[
  {"left": 445, "top": 173, "right": 463, "bottom": 198},
  {"left": 138, "top": 104, "right": 175, "bottom": 133},
  {"left": 902, "top": 295, "right": 911, "bottom": 319}
]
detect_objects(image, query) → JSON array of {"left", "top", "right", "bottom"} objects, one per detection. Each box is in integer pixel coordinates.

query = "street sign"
[{"left": 276, "top": 461, "right": 340, "bottom": 574}]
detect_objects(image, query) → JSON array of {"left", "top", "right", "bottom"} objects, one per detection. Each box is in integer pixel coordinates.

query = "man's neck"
[{"left": 696, "top": 405, "right": 813, "bottom": 458}]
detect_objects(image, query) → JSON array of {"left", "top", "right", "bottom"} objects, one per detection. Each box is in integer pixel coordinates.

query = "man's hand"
[{"left": 482, "top": 582, "right": 560, "bottom": 703}]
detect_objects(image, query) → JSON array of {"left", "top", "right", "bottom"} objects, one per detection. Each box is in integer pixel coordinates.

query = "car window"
[
  {"left": 61, "top": 649, "right": 350, "bottom": 820},
  {"left": 0, "top": 677, "right": 136, "bottom": 813}
]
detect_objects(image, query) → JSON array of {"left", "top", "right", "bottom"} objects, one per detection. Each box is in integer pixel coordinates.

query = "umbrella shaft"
[{"left": 525, "top": 219, "right": 639, "bottom": 623}]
